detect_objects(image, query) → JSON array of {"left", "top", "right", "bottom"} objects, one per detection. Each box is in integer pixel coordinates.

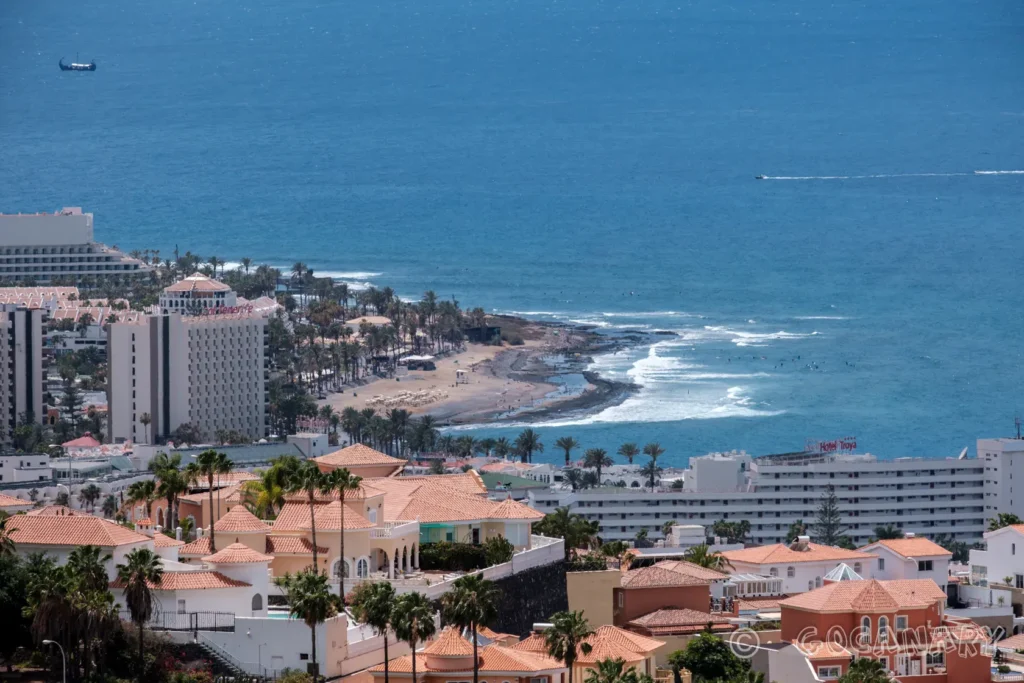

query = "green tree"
[
  {"left": 682, "top": 544, "right": 732, "bottom": 571},
  {"left": 534, "top": 507, "right": 600, "bottom": 562},
  {"left": 350, "top": 581, "right": 397, "bottom": 683},
  {"left": 194, "top": 449, "right": 233, "bottom": 552},
  {"left": 661, "top": 520, "right": 678, "bottom": 537},
  {"left": 125, "top": 479, "right": 157, "bottom": 519},
  {"left": 784, "top": 520, "right": 808, "bottom": 543},
  {"left": 667, "top": 632, "right": 750, "bottom": 683},
  {"left": 116, "top": 548, "right": 163, "bottom": 681},
  {"left": 838, "top": 657, "right": 890, "bottom": 683},
  {"left": 101, "top": 495, "right": 118, "bottom": 518},
  {"left": 77, "top": 483, "right": 102, "bottom": 510},
  {"left": 0, "top": 516, "right": 17, "bottom": 557},
  {"left": 555, "top": 437, "right": 580, "bottom": 467},
  {"left": 324, "top": 467, "right": 362, "bottom": 595},
  {"left": 584, "top": 658, "right": 652, "bottom": 683},
  {"left": 812, "top": 484, "right": 847, "bottom": 547},
  {"left": 514, "top": 428, "right": 544, "bottom": 464},
  {"left": 278, "top": 569, "right": 339, "bottom": 683},
  {"left": 583, "top": 448, "right": 613, "bottom": 485},
  {"left": 563, "top": 468, "right": 584, "bottom": 492},
  {"left": 989, "top": 513, "right": 1023, "bottom": 531},
  {"left": 617, "top": 443, "right": 640, "bottom": 465},
  {"left": 440, "top": 574, "right": 500, "bottom": 683},
  {"left": 639, "top": 459, "right": 663, "bottom": 491},
  {"left": 873, "top": 525, "right": 904, "bottom": 540},
  {"left": 150, "top": 452, "right": 194, "bottom": 530},
  {"left": 483, "top": 535, "right": 514, "bottom": 565},
  {"left": 544, "top": 610, "right": 593, "bottom": 683},
  {"left": 391, "top": 592, "right": 436, "bottom": 683},
  {"left": 287, "top": 461, "right": 328, "bottom": 572}
]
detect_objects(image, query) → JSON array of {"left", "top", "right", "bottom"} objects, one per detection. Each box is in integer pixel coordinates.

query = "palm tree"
[
  {"left": 583, "top": 448, "right": 612, "bottom": 485},
  {"left": 194, "top": 449, "right": 233, "bottom": 552},
  {"left": 584, "top": 658, "right": 647, "bottom": 683},
  {"left": 544, "top": 610, "right": 593, "bottom": 683},
  {"left": 287, "top": 461, "right": 327, "bottom": 572},
  {"left": 67, "top": 544, "right": 113, "bottom": 592},
  {"left": 77, "top": 483, "right": 102, "bottom": 511},
  {"left": 535, "top": 507, "right": 599, "bottom": 562},
  {"left": 278, "top": 569, "right": 338, "bottom": 683},
  {"left": 642, "top": 442, "right": 665, "bottom": 462},
  {"left": 639, "top": 459, "right": 663, "bottom": 492},
  {"left": 682, "top": 544, "right": 732, "bottom": 571},
  {"left": 0, "top": 515, "right": 17, "bottom": 557},
  {"left": 493, "top": 437, "right": 511, "bottom": 460},
  {"left": 150, "top": 452, "right": 191, "bottom": 529},
  {"left": 116, "top": 548, "right": 163, "bottom": 681},
  {"left": 125, "top": 479, "right": 157, "bottom": 519},
  {"left": 324, "top": 467, "right": 362, "bottom": 595},
  {"left": 391, "top": 592, "right": 437, "bottom": 683},
  {"left": 514, "top": 428, "right": 544, "bottom": 463},
  {"left": 563, "top": 468, "right": 584, "bottom": 492},
  {"left": 351, "top": 581, "right": 397, "bottom": 683},
  {"left": 873, "top": 525, "right": 904, "bottom": 540},
  {"left": 555, "top": 437, "right": 580, "bottom": 467},
  {"left": 617, "top": 443, "right": 640, "bottom": 465},
  {"left": 240, "top": 257, "right": 252, "bottom": 274},
  {"left": 440, "top": 574, "right": 501, "bottom": 683},
  {"left": 242, "top": 466, "right": 287, "bottom": 518},
  {"left": 139, "top": 413, "right": 151, "bottom": 443},
  {"left": 101, "top": 495, "right": 118, "bottom": 518},
  {"left": 838, "top": 657, "right": 889, "bottom": 683}
]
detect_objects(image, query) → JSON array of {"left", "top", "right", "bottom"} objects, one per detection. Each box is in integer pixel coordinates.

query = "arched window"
[
  {"left": 787, "top": 566, "right": 795, "bottom": 578},
  {"left": 860, "top": 616, "right": 871, "bottom": 644},
  {"left": 878, "top": 616, "right": 889, "bottom": 644},
  {"left": 252, "top": 594, "right": 263, "bottom": 611},
  {"left": 769, "top": 568, "right": 778, "bottom": 577},
  {"left": 357, "top": 558, "right": 369, "bottom": 578},
  {"left": 332, "top": 559, "right": 350, "bottom": 580}
]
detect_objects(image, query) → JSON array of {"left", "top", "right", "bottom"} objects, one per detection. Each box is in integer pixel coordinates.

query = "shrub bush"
[
  {"left": 418, "top": 542, "right": 488, "bottom": 571},
  {"left": 484, "top": 535, "right": 515, "bottom": 565}
]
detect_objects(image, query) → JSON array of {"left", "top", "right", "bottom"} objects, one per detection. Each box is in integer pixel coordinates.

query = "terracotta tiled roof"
[
  {"left": 510, "top": 634, "right": 549, "bottom": 653},
  {"left": 266, "top": 535, "right": 326, "bottom": 555},
  {"left": 9, "top": 515, "right": 151, "bottom": 547},
  {"left": 514, "top": 625, "right": 663, "bottom": 663},
  {"left": 315, "top": 444, "right": 406, "bottom": 468},
  {"left": 423, "top": 627, "right": 475, "bottom": 656},
  {"left": 490, "top": 496, "right": 545, "bottom": 520},
  {"left": 394, "top": 471, "right": 488, "bottom": 496},
  {"left": 273, "top": 501, "right": 374, "bottom": 532},
  {"left": 179, "top": 537, "right": 213, "bottom": 556},
  {"left": 179, "top": 484, "right": 243, "bottom": 505},
  {"left": 480, "top": 462, "right": 536, "bottom": 473},
  {"left": 780, "top": 579, "right": 947, "bottom": 613},
  {"left": 203, "top": 542, "right": 273, "bottom": 564},
  {"left": 997, "top": 634, "right": 1024, "bottom": 651},
  {"left": 627, "top": 609, "right": 734, "bottom": 635},
  {"left": 862, "top": 538, "right": 953, "bottom": 559},
  {"left": 111, "top": 570, "right": 250, "bottom": 591},
  {"left": 213, "top": 505, "right": 271, "bottom": 533},
  {"left": 588, "top": 625, "right": 665, "bottom": 655},
  {"left": 621, "top": 560, "right": 725, "bottom": 588},
  {"left": 371, "top": 644, "right": 562, "bottom": 674},
  {"left": 154, "top": 533, "right": 186, "bottom": 548},
  {"left": 136, "top": 518, "right": 154, "bottom": 526},
  {"left": 722, "top": 542, "right": 876, "bottom": 565},
  {"left": 735, "top": 596, "right": 788, "bottom": 612},
  {"left": 164, "top": 274, "right": 232, "bottom": 293},
  {"left": 477, "top": 626, "right": 515, "bottom": 640},
  {"left": 62, "top": 434, "right": 102, "bottom": 448},
  {"left": 26, "top": 504, "right": 80, "bottom": 516},
  {"left": 794, "top": 641, "right": 854, "bottom": 660},
  {"left": 0, "top": 492, "right": 30, "bottom": 508}
]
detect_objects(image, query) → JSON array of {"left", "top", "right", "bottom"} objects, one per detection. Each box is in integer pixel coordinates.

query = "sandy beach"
[{"left": 319, "top": 318, "right": 638, "bottom": 426}]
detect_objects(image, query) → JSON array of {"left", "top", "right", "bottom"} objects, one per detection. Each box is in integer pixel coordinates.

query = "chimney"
[
  {"left": 905, "top": 532, "right": 915, "bottom": 538},
  {"left": 176, "top": 526, "right": 183, "bottom": 541}
]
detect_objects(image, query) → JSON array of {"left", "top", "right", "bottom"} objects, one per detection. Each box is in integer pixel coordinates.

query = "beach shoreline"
[{"left": 317, "top": 316, "right": 646, "bottom": 426}]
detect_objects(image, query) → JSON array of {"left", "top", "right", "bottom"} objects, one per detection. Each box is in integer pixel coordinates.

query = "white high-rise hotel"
[
  {"left": 0, "top": 305, "right": 44, "bottom": 445},
  {"left": 529, "top": 438, "right": 1024, "bottom": 546},
  {"left": 107, "top": 275, "right": 269, "bottom": 444}
]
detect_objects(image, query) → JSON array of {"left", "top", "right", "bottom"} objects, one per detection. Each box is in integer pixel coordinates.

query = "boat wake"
[{"left": 759, "top": 170, "right": 1024, "bottom": 181}]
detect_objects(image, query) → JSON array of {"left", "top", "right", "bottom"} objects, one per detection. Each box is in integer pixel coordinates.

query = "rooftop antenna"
[
  {"left": 958, "top": 447, "right": 968, "bottom": 460},
  {"left": 1016, "top": 416, "right": 1022, "bottom": 440}
]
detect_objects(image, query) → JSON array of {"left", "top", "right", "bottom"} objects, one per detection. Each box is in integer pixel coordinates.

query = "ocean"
[{"left": 2, "top": 0, "right": 1022, "bottom": 467}]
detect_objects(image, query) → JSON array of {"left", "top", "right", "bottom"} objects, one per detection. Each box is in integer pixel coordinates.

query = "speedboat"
[{"left": 755, "top": 175, "right": 767, "bottom": 180}]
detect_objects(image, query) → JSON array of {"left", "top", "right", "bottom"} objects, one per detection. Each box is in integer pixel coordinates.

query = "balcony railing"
[{"left": 370, "top": 520, "right": 418, "bottom": 539}]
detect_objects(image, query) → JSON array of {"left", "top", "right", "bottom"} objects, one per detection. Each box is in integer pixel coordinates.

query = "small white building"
[
  {"left": 858, "top": 535, "right": 952, "bottom": 591},
  {"left": 0, "top": 453, "right": 53, "bottom": 484},
  {"left": 720, "top": 537, "right": 877, "bottom": 594},
  {"left": 970, "top": 523, "right": 1024, "bottom": 588},
  {"left": 159, "top": 274, "right": 238, "bottom": 314},
  {"left": 9, "top": 513, "right": 154, "bottom": 577}
]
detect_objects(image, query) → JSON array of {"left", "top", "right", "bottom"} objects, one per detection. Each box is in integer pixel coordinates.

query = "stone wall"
[{"left": 490, "top": 561, "right": 568, "bottom": 636}]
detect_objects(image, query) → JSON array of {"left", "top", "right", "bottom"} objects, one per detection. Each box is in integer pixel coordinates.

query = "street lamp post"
[{"left": 42, "top": 640, "right": 66, "bottom": 683}]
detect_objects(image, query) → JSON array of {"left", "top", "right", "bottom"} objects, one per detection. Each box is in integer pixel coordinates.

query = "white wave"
[
  {"left": 747, "top": 319, "right": 756, "bottom": 324},
  {"left": 762, "top": 170, "right": 1024, "bottom": 181},
  {"left": 318, "top": 271, "right": 383, "bottom": 279},
  {"left": 599, "top": 311, "right": 696, "bottom": 318},
  {"left": 682, "top": 372, "right": 771, "bottom": 380},
  {"left": 974, "top": 170, "right": 1024, "bottom": 175}
]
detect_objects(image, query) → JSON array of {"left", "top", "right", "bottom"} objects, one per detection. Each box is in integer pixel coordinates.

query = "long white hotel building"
[
  {"left": 0, "top": 208, "right": 148, "bottom": 282},
  {"left": 528, "top": 438, "right": 1024, "bottom": 546},
  {"left": 107, "top": 275, "right": 269, "bottom": 444}
]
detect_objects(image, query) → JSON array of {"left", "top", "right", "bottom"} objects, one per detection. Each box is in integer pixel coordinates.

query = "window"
[
  {"left": 853, "top": 562, "right": 862, "bottom": 574},
  {"left": 878, "top": 558, "right": 885, "bottom": 571},
  {"left": 895, "top": 615, "right": 908, "bottom": 631},
  {"left": 617, "top": 592, "right": 624, "bottom": 608},
  {"left": 918, "top": 560, "right": 933, "bottom": 571},
  {"left": 769, "top": 568, "right": 778, "bottom": 577},
  {"left": 357, "top": 558, "right": 369, "bottom": 578},
  {"left": 815, "top": 576, "right": 822, "bottom": 588},
  {"left": 1014, "top": 543, "right": 1017, "bottom": 556},
  {"left": 926, "top": 651, "right": 945, "bottom": 666},
  {"left": 530, "top": 678, "right": 546, "bottom": 683},
  {"left": 860, "top": 616, "right": 871, "bottom": 644},
  {"left": 787, "top": 566, "right": 795, "bottom": 578},
  {"left": 817, "top": 666, "right": 841, "bottom": 679},
  {"left": 878, "top": 616, "right": 889, "bottom": 644},
  {"left": 177, "top": 599, "right": 186, "bottom": 614},
  {"left": 300, "top": 654, "right": 309, "bottom": 661},
  {"left": 252, "top": 594, "right": 263, "bottom": 611}
]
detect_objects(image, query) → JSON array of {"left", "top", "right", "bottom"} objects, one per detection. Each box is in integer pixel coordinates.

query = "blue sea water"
[{"left": 2, "top": 0, "right": 1023, "bottom": 466}]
